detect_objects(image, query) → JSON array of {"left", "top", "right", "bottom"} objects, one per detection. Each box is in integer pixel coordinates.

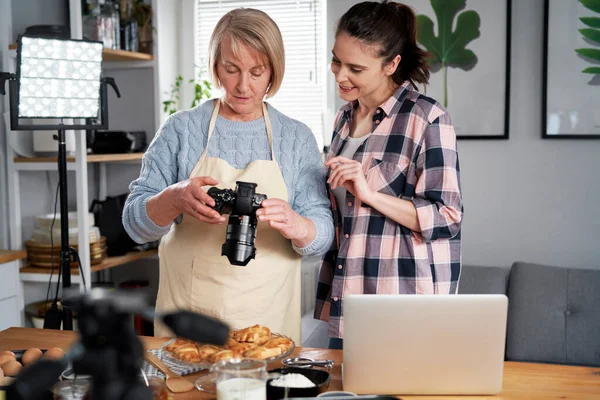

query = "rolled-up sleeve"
[{"left": 411, "top": 112, "right": 463, "bottom": 243}]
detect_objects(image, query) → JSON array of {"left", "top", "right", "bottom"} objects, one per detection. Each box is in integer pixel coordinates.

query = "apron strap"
[
  {"left": 200, "top": 100, "right": 276, "bottom": 162},
  {"left": 262, "top": 102, "right": 276, "bottom": 161}
]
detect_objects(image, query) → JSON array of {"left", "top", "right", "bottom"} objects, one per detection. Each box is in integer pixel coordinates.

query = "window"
[{"left": 195, "top": 0, "right": 325, "bottom": 149}]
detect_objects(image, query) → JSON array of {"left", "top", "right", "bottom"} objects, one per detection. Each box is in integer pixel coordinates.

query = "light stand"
[{"left": 0, "top": 36, "right": 121, "bottom": 331}]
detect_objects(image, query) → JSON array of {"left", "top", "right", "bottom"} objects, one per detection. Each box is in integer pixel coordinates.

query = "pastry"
[
  {"left": 227, "top": 342, "right": 256, "bottom": 356},
  {"left": 172, "top": 343, "right": 202, "bottom": 363},
  {"left": 209, "top": 350, "right": 235, "bottom": 363},
  {"left": 165, "top": 338, "right": 191, "bottom": 352},
  {"left": 197, "top": 345, "right": 222, "bottom": 361},
  {"left": 164, "top": 324, "right": 293, "bottom": 364},
  {"left": 232, "top": 324, "right": 272, "bottom": 344},
  {"left": 265, "top": 337, "right": 293, "bottom": 353},
  {"left": 243, "top": 345, "right": 282, "bottom": 360}
]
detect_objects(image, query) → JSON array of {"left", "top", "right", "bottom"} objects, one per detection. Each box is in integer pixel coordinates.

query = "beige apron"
[{"left": 155, "top": 100, "right": 302, "bottom": 344}]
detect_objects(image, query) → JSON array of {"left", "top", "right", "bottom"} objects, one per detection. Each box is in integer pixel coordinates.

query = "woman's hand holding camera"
[
  {"left": 171, "top": 176, "right": 226, "bottom": 224},
  {"left": 256, "top": 198, "right": 315, "bottom": 248},
  {"left": 147, "top": 176, "right": 225, "bottom": 227}
]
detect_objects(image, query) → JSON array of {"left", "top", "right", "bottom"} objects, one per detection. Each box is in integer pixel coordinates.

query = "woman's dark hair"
[{"left": 336, "top": 1, "right": 430, "bottom": 87}]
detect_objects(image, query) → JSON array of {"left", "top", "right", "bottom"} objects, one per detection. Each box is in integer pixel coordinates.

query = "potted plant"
[{"left": 163, "top": 72, "right": 213, "bottom": 115}]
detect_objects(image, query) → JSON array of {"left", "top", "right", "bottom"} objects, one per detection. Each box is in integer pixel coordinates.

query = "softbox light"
[
  {"left": 0, "top": 35, "right": 121, "bottom": 331},
  {"left": 17, "top": 36, "right": 103, "bottom": 118}
]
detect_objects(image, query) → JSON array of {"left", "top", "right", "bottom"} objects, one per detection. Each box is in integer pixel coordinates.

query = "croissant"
[
  {"left": 172, "top": 343, "right": 202, "bottom": 363},
  {"left": 165, "top": 338, "right": 191, "bottom": 352},
  {"left": 197, "top": 345, "right": 222, "bottom": 361},
  {"left": 265, "top": 337, "right": 293, "bottom": 353},
  {"left": 227, "top": 342, "right": 256, "bottom": 356},
  {"left": 209, "top": 350, "right": 235, "bottom": 363},
  {"left": 243, "top": 345, "right": 282, "bottom": 360},
  {"left": 232, "top": 324, "right": 272, "bottom": 344}
]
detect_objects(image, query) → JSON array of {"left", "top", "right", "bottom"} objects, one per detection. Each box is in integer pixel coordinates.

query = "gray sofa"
[{"left": 301, "top": 261, "right": 600, "bottom": 367}]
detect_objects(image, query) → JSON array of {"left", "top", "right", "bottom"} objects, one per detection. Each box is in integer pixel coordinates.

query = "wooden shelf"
[
  {"left": 14, "top": 153, "right": 144, "bottom": 163},
  {"left": 0, "top": 250, "right": 27, "bottom": 264},
  {"left": 102, "top": 48, "right": 153, "bottom": 62},
  {"left": 19, "top": 249, "right": 158, "bottom": 275},
  {"left": 8, "top": 44, "right": 153, "bottom": 62}
]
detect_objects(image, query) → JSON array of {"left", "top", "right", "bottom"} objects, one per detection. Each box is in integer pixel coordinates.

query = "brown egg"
[
  {"left": 0, "top": 351, "right": 15, "bottom": 359},
  {"left": 43, "top": 347, "right": 65, "bottom": 360},
  {"left": 0, "top": 353, "right": 16, "bottom": 366},
  {"left": 1, "top": 359, "right": 22, "bottom": 376},
  {"left": 21, "top": 348, "right": 43, "bottom": 365}
]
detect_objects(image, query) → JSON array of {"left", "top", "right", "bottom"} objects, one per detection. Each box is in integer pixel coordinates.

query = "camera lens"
[{"left": 221, "top": 215, "right": 257, "bottom": 266}]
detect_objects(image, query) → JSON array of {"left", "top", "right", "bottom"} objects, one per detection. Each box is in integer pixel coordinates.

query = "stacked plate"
[
  {"left": 25, "top": 237, "right": 107, "bottom": 268},
  {"left": 31, "top": 212, "right": 100, "bottom": 245},
  {"left": 25, "top": 212, "right": 107, "bottom": 268}
]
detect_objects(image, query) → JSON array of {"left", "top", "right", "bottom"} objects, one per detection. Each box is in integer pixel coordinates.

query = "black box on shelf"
[{"left": 90, "top": 130, "right": 147, "bottom": 154}]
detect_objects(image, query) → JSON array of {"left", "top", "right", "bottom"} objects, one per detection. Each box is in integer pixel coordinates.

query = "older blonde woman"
[{"left": 123, "top": 8, "right": 333, "bottom": 342}]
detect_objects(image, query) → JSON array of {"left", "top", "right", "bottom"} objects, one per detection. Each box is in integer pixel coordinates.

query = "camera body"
[{"left": 207, "top": 181, "right": 267, "bottom": 266}]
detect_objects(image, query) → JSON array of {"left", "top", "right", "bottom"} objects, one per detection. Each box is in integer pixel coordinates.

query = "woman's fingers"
[
  {"left": 256, "top": 199, "right": 291, "bottom": 224},
  {"left": 189, "top": 182, "right": 217, "bottom": 208},
  {"left": 325, "top": 156, "right": 354, "bottom": 167},
  {"left": 328, "top": 163, "right": 360, "bottom": 188},
  {"left": 185, "top": 199, "right": 223, "bottom": 221}
]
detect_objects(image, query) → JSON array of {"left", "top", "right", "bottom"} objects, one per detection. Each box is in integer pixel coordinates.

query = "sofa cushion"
[
  {"left": 301, "top": 313, "right": 329, "bottom": 348},
  {"left": 506, "top": 262, "right": 600, "bottom": 366},
  {"left": 458, "top": 265, "right": 511, "bottom": 295}
]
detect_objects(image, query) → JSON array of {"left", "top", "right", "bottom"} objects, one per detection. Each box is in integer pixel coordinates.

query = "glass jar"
[
  {"left": 196, "top": 358, "right": 279, "bottom": 400},
  {"left": 52, "top": 380, "right": 89, "bottom": 400}
]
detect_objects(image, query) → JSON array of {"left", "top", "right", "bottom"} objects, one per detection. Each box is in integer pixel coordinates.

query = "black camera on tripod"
[
  {"left": 207, "top": 181, "right": 267, "bottom": 266},
  {"left": 7, "top": 288, "right": 229, "bottom": 400}
]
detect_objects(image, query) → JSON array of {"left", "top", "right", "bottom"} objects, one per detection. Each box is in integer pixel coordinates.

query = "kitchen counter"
[{"left": 0, "top": 327, "right": 599, "bottom": 399}]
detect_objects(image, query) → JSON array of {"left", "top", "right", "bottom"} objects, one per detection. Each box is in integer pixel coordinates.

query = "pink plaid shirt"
[{"left": 314, "top": 82, "right": 463, "bottom": 339}]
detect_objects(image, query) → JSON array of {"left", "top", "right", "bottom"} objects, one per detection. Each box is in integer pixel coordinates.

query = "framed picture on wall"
[
  {"left": 543, "top": 0, "right": 600, "bottom": 139},
  {"left": 402, "top": 0, "right": 512, "bottom": 139}
]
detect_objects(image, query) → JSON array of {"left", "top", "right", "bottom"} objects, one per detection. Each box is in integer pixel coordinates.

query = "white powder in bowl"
[{"left": 270, "top": 373, "right": 316, "bottom": 388}]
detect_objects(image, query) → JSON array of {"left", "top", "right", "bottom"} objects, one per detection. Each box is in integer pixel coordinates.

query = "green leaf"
[
  {"left": 579, "top": 28, "right": 600, "bottom": 44},
  {"left": 582, "top": 66, "right": 600, "bottom": 73},
  {"left": 417, "top": 0, "right": 480, "bottom": 67},
  {"left": 416, "top": 0, "right": 480, "bottom": 107},
  {"left": 580, "top": 0, "right": 600, "bottom": 13},
  {"left": 581, "top": 17, "right": 600, "bottom": 28},
  {"left": 576, "top": 47, "right": 600, "bottom": 60}
]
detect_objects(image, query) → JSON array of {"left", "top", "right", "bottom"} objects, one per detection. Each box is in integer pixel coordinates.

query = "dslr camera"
[{"left": 207, "top": 181, "right": 267, "bottom": 266}]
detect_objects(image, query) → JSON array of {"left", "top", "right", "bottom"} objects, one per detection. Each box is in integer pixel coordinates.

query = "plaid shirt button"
[
  {"left": 338, "top": 265, "right": 343, "bottom": 269},
  {"left": 344, "top": 234, "right": 349, "bottom": 238},
  {"left": 333, "top": 297, "right": 339, "bottom": 301},
  {"left": 347, "top": 202, "right": 352, "bottom": 207}
]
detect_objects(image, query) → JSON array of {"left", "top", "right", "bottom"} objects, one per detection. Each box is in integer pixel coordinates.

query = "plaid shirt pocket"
[{"left": 365, "top": 158, "right": 407, "bottom": 199}]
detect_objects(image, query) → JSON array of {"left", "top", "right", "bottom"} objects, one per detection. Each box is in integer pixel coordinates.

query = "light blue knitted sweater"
[{"left": 122, "top": 100, "right": 334, "bottom": 256}]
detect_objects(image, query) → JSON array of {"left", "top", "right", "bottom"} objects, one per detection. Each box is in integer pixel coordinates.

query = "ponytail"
[{"left": 336, "top": 1, "right": 430, "bottom": 87}]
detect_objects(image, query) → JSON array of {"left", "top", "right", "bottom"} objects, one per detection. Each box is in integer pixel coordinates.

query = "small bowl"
[{"left": 267, "top": 367, "right": 330, "bottom": 400}]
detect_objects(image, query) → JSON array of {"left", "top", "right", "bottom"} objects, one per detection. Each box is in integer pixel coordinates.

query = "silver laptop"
[{"left": 343, "top": 294, "right": 508, "bottom": 395}]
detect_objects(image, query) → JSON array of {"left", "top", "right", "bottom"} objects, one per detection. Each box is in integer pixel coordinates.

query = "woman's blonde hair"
[{"left": 208, "top": 8, "right": 285, "bottom": 98}]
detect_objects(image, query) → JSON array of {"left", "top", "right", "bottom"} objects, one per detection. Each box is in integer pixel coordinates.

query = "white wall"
[{"left": 326, "top": 0, "right": 600, "bottom": 269}]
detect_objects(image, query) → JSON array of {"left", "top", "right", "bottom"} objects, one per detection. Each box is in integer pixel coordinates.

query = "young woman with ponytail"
[{"left": 314, "top": 1, "right": 464, "bottom": 349}]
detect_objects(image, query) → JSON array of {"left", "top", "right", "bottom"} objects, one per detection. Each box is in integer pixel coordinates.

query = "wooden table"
[{"left": 0, "top": 327, "right": 599, "bottom": 399}]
